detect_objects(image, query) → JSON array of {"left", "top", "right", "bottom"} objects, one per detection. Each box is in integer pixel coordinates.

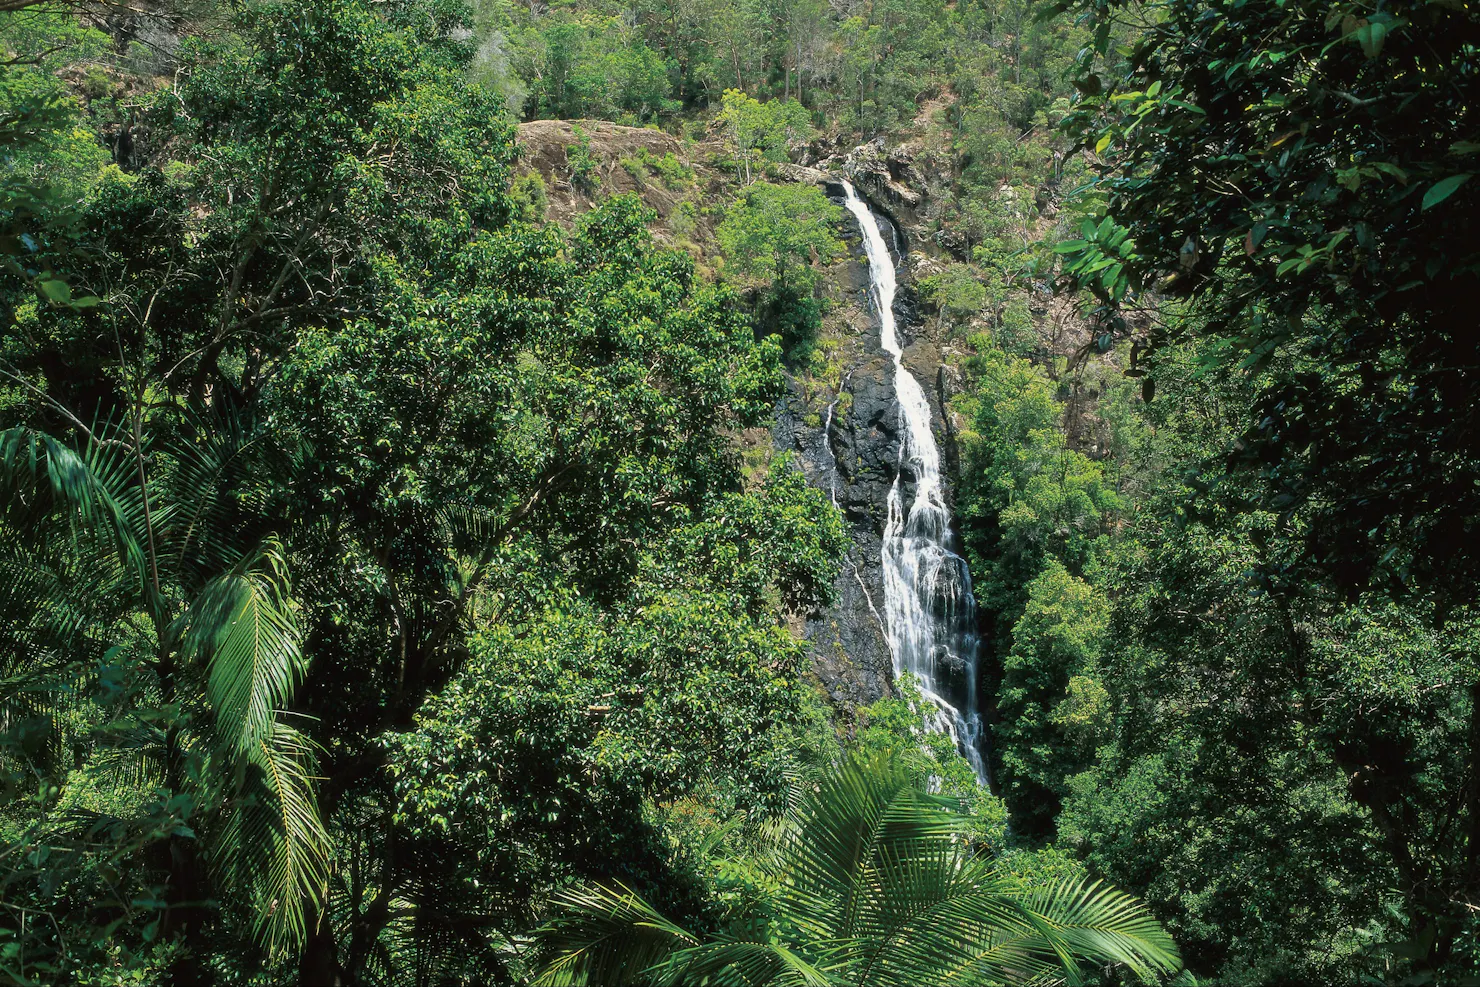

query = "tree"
[
  {"left": 958, "top": 349, "right": 1118, "bottom": 653},
  {"left": 0, "top": 414, "right": 327, "bottom": 983},
  {"left": 531, "top": 753, "right": 1183, "bottom": 986},
  {"left": 381, "top": 464, "right": 846, "bottom": 981},
  {"left": 523, "top": 15, "right": 677, "bottom": 122},
  {"left": 718, "top": 181, "right": 842, "bottom": 292},
  {"left": 1047, "top": 0, "right": 1480, "bottom": 975},
  {"left": 1057, "top": 0, "right": 1480, "bottom": 595},
  {"left": 717, "top": 89, "right": 810, "bottom": 185},
  {"left": 0, "top": 5, "right": 107, "bottom": 314},
  {"left": 3, "top": 4, "right": 842, "bottom": 983},
  {"left": 717, "top": 180, "right": 843, "bottom": 360},
  {"left": 995, "top": 561, "right": 1110, "bottom": 836}
]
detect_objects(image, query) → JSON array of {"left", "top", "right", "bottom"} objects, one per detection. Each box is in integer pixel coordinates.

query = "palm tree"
[
  {"left": 0, "top": 407, "right": 327, "bottom": 976},
  {"left": 532, "top": 753, "right": 1183, "bottom": 986}
]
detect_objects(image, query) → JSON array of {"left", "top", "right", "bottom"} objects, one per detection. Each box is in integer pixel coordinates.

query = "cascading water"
[{"left": 840, "top": 180, "right": 989, "bottom": 784}]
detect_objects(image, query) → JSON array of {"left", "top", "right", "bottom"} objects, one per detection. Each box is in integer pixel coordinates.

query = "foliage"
[
  {"left": 995, "top": 561, "right": 1110, "bottom": 836},
  {"left": 383, "top": 464, "right": 846, "bottom": 972},
  {"left": 919, "top": 264, "right": 987, "bottom": 326},
  {"left": 1, "top": 3, "right": 848, "bottom": 984},
  {"left": 1032, "top": 1, "right": 1480, "bottom": 978},
  {"left": 853, "top": 674, "right": 1007, "bottom": 850},
  {"left": 623, "top": 147, "right": 696, "bottom": 190},
  {"left": 531, "top": 753, "right": 1183, "bottom": 986},
  {"left": 717, "top": 89, "right": 809, "bottom": 185},
  {"left": 509, "top": 170, "right": 549, "bottom": 223},
  {"left": 0, "top": 415, "right": 328, "bottom": 982},
  {"left": 565, "top": 123, "right": 600, "bottom": 194},
  {"left": 0, "top": 7, "right": 107, "bottom": 314},
  {"left": 717, "top": 181, "right": 843, "bottom": 361},
  {"left": 958, "top": 349, "right": 1118, "bottom": 653},
  {"left": 26, "top": 0, "right": 1480, "bottom": 985},
  {"left": 1058, "top": 0, "right": 1480, "bottom": 596},
  {"left": 1057, "top": 487, "right": 1480, "bottom": 982},
  {"left": 522, "top": 14, "right": 677, "bottom": 123}
]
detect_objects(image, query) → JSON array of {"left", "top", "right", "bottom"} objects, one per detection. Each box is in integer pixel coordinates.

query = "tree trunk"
[
  {"left": 299, "top": 905, "right": 346, "bottom": 987},
  {"left": 160, "top": 831, "right": 215, "bottom": 987},
  {"left": 797, "top": 40, "right": 804, "bottom": 105}
]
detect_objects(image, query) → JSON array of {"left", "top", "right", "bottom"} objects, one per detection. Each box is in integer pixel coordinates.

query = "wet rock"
[
  {"left": 773, "top": 368, "right": 896, "bottom": 709},
  {"left": 774, "top": 143, "right": 978, "bottom": 715},
  {"left": 835, "top": 366, "right": 899, "bottom": 523}
]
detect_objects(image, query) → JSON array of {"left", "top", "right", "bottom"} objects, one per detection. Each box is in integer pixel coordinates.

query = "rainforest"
[{"left": 2, "top": 0, "right": 1478, "bottom": 984}]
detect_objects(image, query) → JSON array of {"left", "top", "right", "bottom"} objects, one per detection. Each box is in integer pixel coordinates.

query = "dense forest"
[{"left": 2, "top": 0, "right": 1478, "bottom": 984}]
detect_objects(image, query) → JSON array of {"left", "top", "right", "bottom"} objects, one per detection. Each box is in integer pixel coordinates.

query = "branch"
[
  {"left": 0, "top": 44, "right": 71, "bottom": 67},
  {"left": 0, "top": 364, "right": 128, "bottom": 450}
]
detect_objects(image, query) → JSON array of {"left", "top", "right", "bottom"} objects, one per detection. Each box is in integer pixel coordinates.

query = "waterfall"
[{"left": 841, "top": 181, "right": 989, "bottom": 785}]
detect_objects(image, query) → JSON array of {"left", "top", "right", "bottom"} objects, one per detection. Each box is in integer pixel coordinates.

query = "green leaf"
[
  {"left": 1371, "top": 162, "right": 1409, "bottom": 184},
  {"left": 1073, "top": 75, "right": 1102, "bottom": 97},
  {"left": 1422, "top": 173, "right": 1472, "bottom": 210},
  {"left": 37, "top": 279, "right": 71, "bottom": 304}
]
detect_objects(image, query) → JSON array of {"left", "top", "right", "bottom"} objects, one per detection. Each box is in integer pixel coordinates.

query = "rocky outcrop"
[
  {"left": 795, "top": 137, "right": 965, "bottom": 261},
  {"left": 777, "top": 178, "right": 967, "bottom": 713},
  {"left": 514, "top": 120, "right": 716, "bottom": 228}
]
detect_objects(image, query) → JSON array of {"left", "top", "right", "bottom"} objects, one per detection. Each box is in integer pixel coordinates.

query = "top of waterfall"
[{"left": 840, "top": 181, "right": 901, "bottom": 358}]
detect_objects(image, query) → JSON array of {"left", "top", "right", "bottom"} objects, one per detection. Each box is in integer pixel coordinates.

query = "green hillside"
[{"left": 3, "top": 0, "right": 1479, "bottom": 984}]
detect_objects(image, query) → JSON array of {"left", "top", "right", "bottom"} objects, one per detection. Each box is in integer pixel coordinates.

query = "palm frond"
[
  {"left": 214, "top": 720, "right": 330, "bottom": 953},
  {"left": 181, "top": 538, "right": 327, "bottom": 953},
  {"left": 0, "top": 425, "right": 147, "bottom": 590},
  {"left": 661, "top": 939, "right": 834, "bottom": 987},
  {"left": 530, "top": 754, "right": 1182, "bottom": 987},
  {"left": 182, "top": 538, "right": 307, "bottom": 755},
  {"left": 1017, "top": 876, "right": 1182, "bottom": 982},
  {"left": 872, "top": 869, "right": 1183, "bottom": 987},
  {"left": 163, "top": 406, "right": 277, "bottom": 586},
  {"left": 532, "top": 882, "right": 698, "bottom": 986},
  {"left": 778, "top": 753, "right": 967, "bottom": 940},
  {"left": 0, "top": 533, "right": 139, "bottom": 669}
]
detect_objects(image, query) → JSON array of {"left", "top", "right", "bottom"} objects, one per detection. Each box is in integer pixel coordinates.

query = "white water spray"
[{"left": 841, "top": 181, "right": 988, "bottom": 784}]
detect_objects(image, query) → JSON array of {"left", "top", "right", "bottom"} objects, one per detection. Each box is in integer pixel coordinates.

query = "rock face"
[
  {"left": 775, "top": 187, "right": 966, "bottom": 713},
  {"left": 787, "top": 140, "right": 965, "bottom": 263},
  {"left": 774, "top": 350, "right": 899, "bottom": 707},
  {"left": 515, "top": 120, "right": 713, "bottom": 227},
  {"left": 509, "top": 119, "right": 970, "bottom": 717}
]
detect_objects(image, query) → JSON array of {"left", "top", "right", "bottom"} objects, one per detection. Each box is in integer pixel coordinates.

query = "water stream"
[{"left": 840, "top": 180, "right": 989, "bottom": 784}]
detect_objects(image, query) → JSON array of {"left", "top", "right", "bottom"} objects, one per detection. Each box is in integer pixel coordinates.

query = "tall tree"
[{"left": 1057, "top": 0, "right": 1480, "bottom": 594}]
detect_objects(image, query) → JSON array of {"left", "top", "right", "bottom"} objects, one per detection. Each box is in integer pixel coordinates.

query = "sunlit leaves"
[{"left": 531, "top": 754, "right": 1183, "bottom": 986}]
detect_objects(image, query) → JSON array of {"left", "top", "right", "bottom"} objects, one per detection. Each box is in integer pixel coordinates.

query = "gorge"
[{"left": 839, "top": 180, "right": 988, "bottom": 783}]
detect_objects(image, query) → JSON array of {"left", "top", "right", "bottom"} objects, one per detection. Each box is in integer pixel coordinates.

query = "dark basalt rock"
[
  {"left": 774, "top": 175, "right": 968, "bottom": 713},
  {"left": 773, "top": 372, "right": 896, "bottom": 709}
]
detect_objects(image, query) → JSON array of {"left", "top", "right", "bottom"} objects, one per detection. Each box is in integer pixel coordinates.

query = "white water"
[{"left": 841, "top": 181, "right": 988, "bottom": 784}]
